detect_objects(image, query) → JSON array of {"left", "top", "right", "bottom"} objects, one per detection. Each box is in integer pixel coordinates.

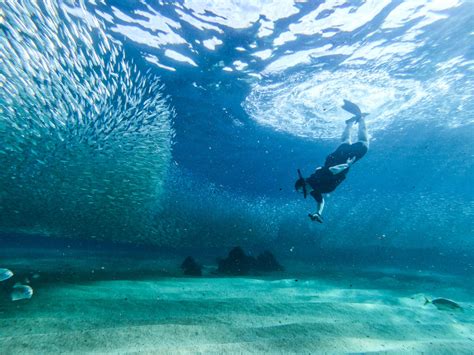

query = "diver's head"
[{"left": 295, "top": 178, "right": 306, "bottom": 194}]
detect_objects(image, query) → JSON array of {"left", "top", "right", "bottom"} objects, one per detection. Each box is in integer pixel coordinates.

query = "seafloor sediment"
[{"left": 0, "top": 249, "right": 473, "bottom": 354}]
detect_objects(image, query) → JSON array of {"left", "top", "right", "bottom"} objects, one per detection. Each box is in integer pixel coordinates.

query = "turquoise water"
[
  {"left": 0, "top": 1, "right": 473, "bottom": 352},
  {"left": 1, "top": 0, "right": 472, "bottom": 255}
]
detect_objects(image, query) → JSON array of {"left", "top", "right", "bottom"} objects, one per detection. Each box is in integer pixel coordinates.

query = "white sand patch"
[{"left": 0, "top": 272, "right": 472, "bottom": 353}]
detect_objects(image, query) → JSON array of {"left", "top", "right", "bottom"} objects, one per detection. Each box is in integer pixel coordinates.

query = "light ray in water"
[{"left": 0, "top": 0, "right": 174, "bottom": 241}]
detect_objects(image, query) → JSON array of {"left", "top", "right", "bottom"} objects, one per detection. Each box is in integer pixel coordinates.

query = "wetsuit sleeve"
[{"left": 310, "top": 190, "right": 323, "bottom": 203}]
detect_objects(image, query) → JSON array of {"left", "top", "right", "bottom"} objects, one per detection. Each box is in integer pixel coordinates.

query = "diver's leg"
[
  {"left": 357, "top": 117, "right": 369, "bottom": 145},
  {"left": 341, "top": 120, "right": 354, "bottom": 144}
]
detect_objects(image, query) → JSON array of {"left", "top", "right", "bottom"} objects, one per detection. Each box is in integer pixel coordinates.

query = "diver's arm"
[
  {"left": 329, "top": 156, "right": 356, "bottom": 175},
  {"left": 316, "top": 197, "right": 325, "bottom": 215},
  {"left": 329, "top": 164, "right": 349, "bottom": 175},
  {"left": 308, "top": 193, "right": 324, "bottom": 223}
]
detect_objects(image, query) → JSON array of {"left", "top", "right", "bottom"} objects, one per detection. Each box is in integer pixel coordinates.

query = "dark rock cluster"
[
  {"left": 217, "top": 247, "right": 283, "bottom": 275},
  {"left": 180, "top": 247, "right": 283, "bottom": 277},
  {"left": 180, "top": 256, "right": 202, "bottom": 276}
]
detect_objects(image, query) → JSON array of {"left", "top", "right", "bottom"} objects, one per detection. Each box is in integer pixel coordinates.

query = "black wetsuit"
[{"left": 306, "top": 142, "right": 368, "bottom": 203}]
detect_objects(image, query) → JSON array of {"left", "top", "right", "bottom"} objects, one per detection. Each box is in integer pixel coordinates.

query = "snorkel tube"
[{"left": 297, "top": 169, "right": 307, "bottom": 198}]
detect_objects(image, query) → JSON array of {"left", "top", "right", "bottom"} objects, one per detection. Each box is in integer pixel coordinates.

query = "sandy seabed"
[{"left": 0, "top": 250, "right": 473, "bottom": 354}]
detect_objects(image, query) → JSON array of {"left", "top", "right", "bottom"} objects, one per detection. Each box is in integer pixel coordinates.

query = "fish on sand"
[{"left": 424, "top": 297, "right": 463, "bottom": 311}]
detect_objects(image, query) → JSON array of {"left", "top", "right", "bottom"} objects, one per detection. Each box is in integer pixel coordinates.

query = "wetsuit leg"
[
  {"left": 357, "top": 117, "right": 369, "bottom": 146},
  {"left": 341, "top": 121, "right": 354, "bottom": 144}
]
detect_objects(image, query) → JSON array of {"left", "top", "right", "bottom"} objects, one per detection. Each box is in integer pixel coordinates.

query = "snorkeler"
[{"left": 295, "top": 100, "right": 369, "bottom": 223}]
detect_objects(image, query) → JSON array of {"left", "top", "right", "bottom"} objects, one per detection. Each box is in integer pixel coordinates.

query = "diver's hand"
[
  {"left": 308, "top": 213, "right": 323, "bottom": 223},
  {"left": 329, "top": 164, "right": 349, "bottom": 174}
]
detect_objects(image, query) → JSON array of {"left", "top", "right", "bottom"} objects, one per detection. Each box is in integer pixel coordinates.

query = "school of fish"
[{"left": 0, "top": 0, "right": 174, "bottom": 241}]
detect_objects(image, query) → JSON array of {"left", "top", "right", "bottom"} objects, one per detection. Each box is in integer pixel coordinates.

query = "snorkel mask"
[{"left": 296, "top": 169, "right": 307, "bottom": 198}]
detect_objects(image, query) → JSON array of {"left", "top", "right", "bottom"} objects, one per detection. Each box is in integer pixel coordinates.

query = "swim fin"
[{"left": 342, "top": 99, "right": 369, "bottom": 117}]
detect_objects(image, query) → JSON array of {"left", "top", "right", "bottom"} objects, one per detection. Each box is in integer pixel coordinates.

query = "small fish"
[
  {"left": 424, "top": 297, "right": 463, "bottom": 311},
  {"left": 0, "top": 268, "right": 14, "bottom": 282},
  {"left": 11, "top": 284, "right": 34, "bottom": 301}
]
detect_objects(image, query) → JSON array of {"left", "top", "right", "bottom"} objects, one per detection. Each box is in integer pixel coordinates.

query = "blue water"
[
  {"left": 0, "top": 1, "right": 473, "bottom": 266},
  {"left": 1, "top": 2, "right": 474, "bottom": 352}
]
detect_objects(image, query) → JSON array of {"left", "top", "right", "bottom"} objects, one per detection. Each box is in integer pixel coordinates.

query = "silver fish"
[
  {"left": 424, "top": 297, "right": 463, "bottom": 311},
  {"left": 11, "top": 284, "right": 34, "bottom": 301},
  {"left": 0, "top": 268, "right": 13, "bottom": 282}
]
